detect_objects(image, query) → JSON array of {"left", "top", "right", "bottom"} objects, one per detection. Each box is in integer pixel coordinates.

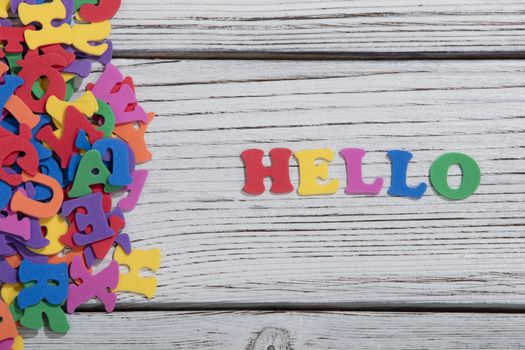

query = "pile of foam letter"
[{"left": 0, "top": 0, "right": 160, "bottom": 348}]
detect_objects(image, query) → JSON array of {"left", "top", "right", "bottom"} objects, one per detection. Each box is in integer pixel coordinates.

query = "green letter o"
[{"left": 430, "top": 153, "right": 481, "bottom": 200}]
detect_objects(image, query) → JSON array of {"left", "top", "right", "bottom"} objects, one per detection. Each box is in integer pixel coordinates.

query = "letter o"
[{"left": 429, "top": 153, "right": 481, "bottom": 200}]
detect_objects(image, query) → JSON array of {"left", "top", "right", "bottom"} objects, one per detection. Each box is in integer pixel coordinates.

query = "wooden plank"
[
  {"left": 22, "top": 310, "right": 525, "bottom": 349},
  {"left": 112, "top": 0, "right": 525, "bottom": 59},
  {"left": 86, "top": 58, "right": 525, "bottom": 308}
]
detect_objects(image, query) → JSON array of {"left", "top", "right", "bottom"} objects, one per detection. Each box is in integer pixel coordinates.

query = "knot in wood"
[{"left": 251, "top": 327, "right": 290, "bottom": 350}]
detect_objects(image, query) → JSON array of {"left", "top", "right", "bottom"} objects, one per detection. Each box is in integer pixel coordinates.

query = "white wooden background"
[{"left": 25, "top": 1, "right": 525, "bottom": 349}]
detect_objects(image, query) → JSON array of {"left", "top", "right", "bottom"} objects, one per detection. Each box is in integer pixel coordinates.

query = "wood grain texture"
[
  {"left": 22, "top": 310, "right": 525, "bottom": 349},
  {"left": 112, "top": 0, "right": 525, "bottom": 59},
  {"left": 83, "top": 58, "right": 525, "bottom": 309}
]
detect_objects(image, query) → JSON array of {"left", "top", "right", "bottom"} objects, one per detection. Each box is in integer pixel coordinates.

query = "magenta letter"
[{"left": 340, "top": 148, "right": 383, "bottom": 195}]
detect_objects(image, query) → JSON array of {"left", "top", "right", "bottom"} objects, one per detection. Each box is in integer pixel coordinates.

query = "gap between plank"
[
  {"left": 77, "top": 302, "right": 525, "bottom": 314},
  {"left": 113, "top": 50, "right": 525, "bottom": 60}
]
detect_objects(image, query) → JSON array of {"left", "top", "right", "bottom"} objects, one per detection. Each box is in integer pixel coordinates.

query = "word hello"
[{"left": 241, "top": 148, "right": 481, "bottom": 200}]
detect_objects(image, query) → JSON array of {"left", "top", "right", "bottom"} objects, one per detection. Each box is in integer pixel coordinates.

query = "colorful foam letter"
[
  {"left": 241, "top": 148, "right": 293, "bottom": 195},
  {"left": 10, "top": 172, "right": 64, "bottom": 219},
  {"left": 387, "top": 150, "right": 427, "bottom": 199},
  {"left": 17, "top": 261, "right": 68, "bottom": 309},
  {"left": 339, "top": 148, "right": 383, "bottom": 195},
  {"left": 0, "top": 301, "right": 18, "bottom": 343},
  {"left": 429, "top": 152, "right": 481, "bottom": 200},
  {"left": 295, "top": 149, "right": 339, "bottom": 196},
  {"left": 11, "top": 300, "right": 70, "bottom": 333},
  {"left": 19, "top": 0, "right": 73, "bottom": 49},
  {"left": 113, "top": 246, "right": 161, "bottom": 299},
  {"left": 61, "top": 193, "right": 114, "bottom": 246},
  {"left": 67, "top": 256, "right": 119, "bottom": 313}
]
